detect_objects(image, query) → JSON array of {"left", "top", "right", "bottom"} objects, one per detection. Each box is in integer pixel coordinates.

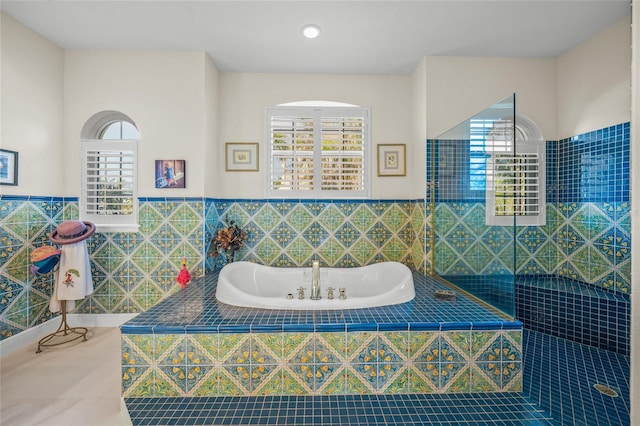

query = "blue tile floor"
[
  {"left": 522, "top": 330, "right": 629, "bottom": 425},
  {"left": 126, "top": 330, "right": 630, "bottom": 425}
]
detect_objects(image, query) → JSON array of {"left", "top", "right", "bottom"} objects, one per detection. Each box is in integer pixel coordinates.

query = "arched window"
[
  {"left": 99, "top": 120, "right": 140, "bottom": 140},
  {"left": 482, "top": 115, "right": 546, "bottom": 226},
  {"left": 80, "top": 111, "right": 140, "bottom": 232}
]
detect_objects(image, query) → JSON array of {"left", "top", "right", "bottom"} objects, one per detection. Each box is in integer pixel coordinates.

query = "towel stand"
[{"left": 36, "top": 300, "right": 88, "bottom": 353}]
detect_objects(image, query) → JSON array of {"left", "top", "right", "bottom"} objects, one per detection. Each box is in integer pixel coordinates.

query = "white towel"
[{"left": 49, "top": 240, "right": 94, "bottom": 313}]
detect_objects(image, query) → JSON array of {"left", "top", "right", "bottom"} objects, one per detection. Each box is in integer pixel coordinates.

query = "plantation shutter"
[
  {"left": 486, "top": 140, "right": 545, "bottom": 226},
  {"left": 269, "top": 115, "right": 315, "bottom": 191},
  {"left": 320, "top": 116, "right": 365, "bottom": 191},
  {"left": 81, "top": 139, "right": 139, "bottom": 229},
  {"left": 267, "top": 107, "right": 369, "bottom": 198}
]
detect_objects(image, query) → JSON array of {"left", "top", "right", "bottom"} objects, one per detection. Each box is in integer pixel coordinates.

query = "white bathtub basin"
[{"left": 216, "top": 261, "right": 415, "bottom": 310}]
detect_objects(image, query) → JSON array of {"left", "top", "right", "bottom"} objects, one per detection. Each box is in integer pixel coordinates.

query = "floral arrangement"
[{"left": 208, "top": 220, "right": 247, "bottom": 263}]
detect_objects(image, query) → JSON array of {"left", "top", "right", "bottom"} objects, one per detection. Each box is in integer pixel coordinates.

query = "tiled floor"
[
  {"left": 0, "top": 327, "right": 630, "bottom": 425},
  {"left": 522, "top": 330, "right": 630, "bottom": 426},
  {"left": 125, "top": 394, "right": 554, "bottom": 425}
]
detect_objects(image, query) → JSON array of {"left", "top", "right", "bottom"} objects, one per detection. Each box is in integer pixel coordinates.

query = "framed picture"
[
  {"left": 155, "top": 160, "right": 186, "bottom": 188},
  {"left": 377, "top": 144, "right": 406, "bottom": 176},
  {"left": 0, "top": 149, "right": 18, "bottom": 186},
  {"left": 226, "top": 143, "right": 259, "bottom": 171}
]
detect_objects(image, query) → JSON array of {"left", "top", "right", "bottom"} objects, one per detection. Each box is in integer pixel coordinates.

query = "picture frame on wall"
[
  {"left": 226, "top": 143, "right": 259, "bottom": 171},
  {"left": 0, "top": 149, "right": 18, "bottom": 186},
  {"left": 155, "top": 160, "right": 186, "bottom": 188},
  {"left": 377, "top": 144, "right": 406, "bottom": 176}
]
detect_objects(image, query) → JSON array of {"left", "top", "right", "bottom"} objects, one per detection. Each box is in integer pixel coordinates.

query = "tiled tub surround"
[
  {"left": 210, "top": 198, "right": 428, "bottom": 274},
  {"left": 0, "top": 197, "right": 427, "bottom": 340},
  {"left": 120, "top": 271, "right": 522, "bottom": 398}
]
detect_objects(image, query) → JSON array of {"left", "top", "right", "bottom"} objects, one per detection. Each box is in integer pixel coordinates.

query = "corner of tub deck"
[{"left": 120, "top": 324, "right": 154, "bottom": 334}]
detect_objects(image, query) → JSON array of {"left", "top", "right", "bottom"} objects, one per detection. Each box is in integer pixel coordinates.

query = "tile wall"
[
  {"left": 208, "top": 199, "right": 427, "bottom": 272},
  {"left": 0, "top": 122, "right": 631, "bottom": 349},
  {"left": 429, "top": 123, "right": 631, "bottom": 292},
  {"left": 121, "top": 329, "right": 522, "bottom": 397},
  {"left": 429, "top": 122, "right": 631, "bottom": 355},
  {"left": 0, "top": 197, "right": 427, "bottom": 340}
]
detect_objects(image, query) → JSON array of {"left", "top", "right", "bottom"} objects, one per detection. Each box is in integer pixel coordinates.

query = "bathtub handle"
[
  {"left": 339, "top": 287, "right": 347, "bottom": 300},
  {"left": 327, "top": 287, "right": 335, "bottom": 299},
  {"left": 297, "top": 287, "right": 306, "bottom": 299}
]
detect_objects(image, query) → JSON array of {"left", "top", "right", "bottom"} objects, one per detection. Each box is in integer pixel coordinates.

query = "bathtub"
[{"left": 216, "top": 261, "right": 415, "bottom": 310}]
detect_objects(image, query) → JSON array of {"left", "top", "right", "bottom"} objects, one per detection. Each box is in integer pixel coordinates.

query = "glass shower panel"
[{"left": 428, "top": 94, "right": 516, "bottom": 317}]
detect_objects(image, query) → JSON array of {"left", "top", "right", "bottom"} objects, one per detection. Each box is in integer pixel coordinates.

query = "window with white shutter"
[
  {"left": 483, "top": 120, "right": 546, "bottom": 226},
  {"left": 266, "top": 106, "right": 369, "bottom": 198},
  {"left": 80, "top": 115, "right": 140, "bottom": 232}
]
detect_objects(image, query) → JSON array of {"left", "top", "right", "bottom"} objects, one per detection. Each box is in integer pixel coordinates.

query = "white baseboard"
[{"left": 0, "top": 313, "right": 137, "bottom": 357}]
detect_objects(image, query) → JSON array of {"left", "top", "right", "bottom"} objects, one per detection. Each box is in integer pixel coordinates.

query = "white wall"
[
  {"left": 410, "top": 58, "right": 428, "bottom": 196},
  {"left": 63, "top": 50, "right": 211, "bottom": 196},
  {"left": 424, "top": 56, "right": 557, "bottom": 140},
  {"left": 557, "top": 16, "right": 631, "bottom": 138},
  {"left": 217, "top": 73, "right": 414, "bottom": 199},
  {"left": 1, "top": 12, "right": 64, "bottom": 196},
  {"left": 204, "top": 56, "right": 220, "bottom": 198}
]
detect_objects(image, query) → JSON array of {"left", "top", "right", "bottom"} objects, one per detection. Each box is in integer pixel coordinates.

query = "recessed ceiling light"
[{"left": 302, "top": 24, "right": 321, "bottom": 39}]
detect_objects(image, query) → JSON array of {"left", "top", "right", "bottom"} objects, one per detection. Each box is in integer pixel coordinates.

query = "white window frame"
[
  {"left": 265, "top": 106, "right": 370, "bottom": 199},
  {"left": 81, "top": 139, "right": 139, "bottom": 233}
]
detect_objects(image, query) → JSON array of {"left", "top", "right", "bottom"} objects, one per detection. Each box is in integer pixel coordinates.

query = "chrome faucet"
[{"left": 310, "top": 261, "right": 321, "bottom": 300}]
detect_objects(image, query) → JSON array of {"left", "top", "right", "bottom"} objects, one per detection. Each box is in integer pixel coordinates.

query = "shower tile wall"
[
  {"left": 557, "top": 123, "right": 630, "bottom": 293},
  {"left": 0, "top": 197, "right": 427, "bottom": 340},
  {"left": 430, "top": 122, "right": 631, "bottom": 293},
  {"left": 429, "top": 122, "right": 631, "bottom": 355}
]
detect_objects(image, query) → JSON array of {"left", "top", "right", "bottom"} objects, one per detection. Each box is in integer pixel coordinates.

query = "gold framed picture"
[
  {"left": 225, "top": 143, "right": 259, "bottom": 172},
  {"left": 377, "top": 144, "right": 406, "bottom": 176}
]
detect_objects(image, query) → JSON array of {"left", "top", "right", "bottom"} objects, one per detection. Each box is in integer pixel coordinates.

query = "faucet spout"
[{"left": 310, "top": 261, "right": 321, "bottom": 300}]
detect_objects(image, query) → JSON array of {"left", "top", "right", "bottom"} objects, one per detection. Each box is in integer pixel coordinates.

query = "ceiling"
[{"left": 1, "top": 1, "right": 631, "bottom": 75}]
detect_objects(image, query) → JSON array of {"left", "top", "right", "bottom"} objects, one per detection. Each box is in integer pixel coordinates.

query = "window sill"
[{"left": 94, "top": 224, "right": 140, "bottom": 233}]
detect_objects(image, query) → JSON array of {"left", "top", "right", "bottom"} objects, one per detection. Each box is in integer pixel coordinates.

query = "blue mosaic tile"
[
  {"left": 120, "top": 271, "right": 519, "bottom": 336},
  {"left": 126, "top": 392, "right": 555, "bottom": 425},
  {"left": 515, "top": 275, "right": 630, "bottom": 355}
]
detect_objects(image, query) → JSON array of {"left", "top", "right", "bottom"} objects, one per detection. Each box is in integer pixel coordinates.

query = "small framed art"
[
  {"left": 0, "top": 149, "right": 18, "bottom": 186},
  {"left": 226, "top": 143, "right": 259, "bottom": 172},
  {"left": 377, "top": 144, "right": 406, "bottom": 176},
  {"left": 155, "top": 160, "right": 186, "bottom": 188}
]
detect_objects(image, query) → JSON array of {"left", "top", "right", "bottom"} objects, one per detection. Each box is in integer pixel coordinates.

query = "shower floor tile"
[{"left": 523, "top": 330, "right": 630, "bottom": 426}]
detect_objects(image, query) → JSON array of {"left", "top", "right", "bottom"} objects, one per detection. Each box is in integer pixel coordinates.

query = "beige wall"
[
  {"left": 204, "top": 56, "right": 221, "bottom": 198},
  {"left": 424, "top": 56, "right": 557, "bottom": 140},
  {"left": 217, "top": 73, "right": 414, "bottom": 199},
  {"left": 557, "top": 16, "right": 631, "bottom": 138},
  {"left": 63, "top": 50, "right": 211, "bottom": 196},
  {"left": 410, "top": 58, "right": 428, "bottom": 195},
  {"left": 1, "top": 12, "right": 64, "bottom": 196},
  {"left": 2, "top": 11, "right": 631, "bottom": 201}
]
